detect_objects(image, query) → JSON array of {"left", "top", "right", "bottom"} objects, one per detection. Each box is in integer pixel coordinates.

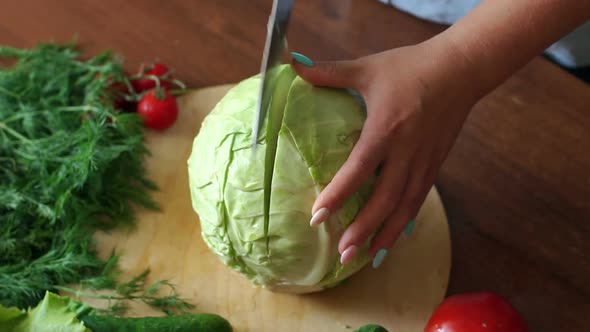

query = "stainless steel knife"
[{"left": 251, "top": 0, "right": 293, "bottom": 150}]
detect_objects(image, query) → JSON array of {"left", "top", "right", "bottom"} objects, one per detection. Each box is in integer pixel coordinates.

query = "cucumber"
[
  {"left": 354, "top": 324, "right": 389, "bottom": 332},
  {"left": 80, "top": 313, "right": 232, "bottom": 332}
]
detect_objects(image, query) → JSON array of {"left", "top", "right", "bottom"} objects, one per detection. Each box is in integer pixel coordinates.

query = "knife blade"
[{"left": 251, "top": 0, "right": 293, "bottom": 150}]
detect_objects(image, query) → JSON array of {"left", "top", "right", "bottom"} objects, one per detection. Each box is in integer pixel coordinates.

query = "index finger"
[{"left": 310, "top": 120, "right": 386, "bottom": 226}]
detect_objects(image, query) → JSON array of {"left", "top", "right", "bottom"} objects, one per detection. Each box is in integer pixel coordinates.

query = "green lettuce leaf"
[{"left": 0, "top": 292, "right": 90, "bottom": 332}]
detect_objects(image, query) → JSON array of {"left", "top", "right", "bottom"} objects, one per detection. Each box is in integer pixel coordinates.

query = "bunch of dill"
[{"left": 0, "top": 42, "right": 191, "bottom": 314}]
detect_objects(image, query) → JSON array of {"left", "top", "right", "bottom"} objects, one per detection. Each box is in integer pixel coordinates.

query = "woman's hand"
[
  {"left": 289, "top": 0, "right": 590, "bottom": 268},
  {"left": 290, "top": 36, "right": 484, "bottom": 267}
]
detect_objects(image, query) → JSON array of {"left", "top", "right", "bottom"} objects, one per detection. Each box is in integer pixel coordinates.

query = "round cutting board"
[{"left": 92, "top": 85, "right": 452, "bottom": 332}]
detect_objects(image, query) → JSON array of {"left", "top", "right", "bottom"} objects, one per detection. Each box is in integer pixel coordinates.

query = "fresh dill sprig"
[
  {"left": 56, "top": 268, "right": 195, "bottom": 317},
  {"left": 0, "top": 42, "right": 185, "bottom": 314}
]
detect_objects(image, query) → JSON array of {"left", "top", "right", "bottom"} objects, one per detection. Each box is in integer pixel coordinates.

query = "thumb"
[{"left": 289, "top": 52, "right": 362, "bottom": 89}]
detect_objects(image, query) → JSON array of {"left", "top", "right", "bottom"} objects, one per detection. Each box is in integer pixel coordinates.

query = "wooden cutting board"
[{"left": 92, "top": 85, "right": 452, "bottom": 332}]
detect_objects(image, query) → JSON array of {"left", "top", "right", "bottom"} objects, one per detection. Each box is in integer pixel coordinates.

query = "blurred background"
[{"left": 0, "top": 0, "right": 448, "bottom": 87}]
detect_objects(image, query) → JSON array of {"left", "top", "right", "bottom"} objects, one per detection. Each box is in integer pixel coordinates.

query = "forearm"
[{"left": 433, "top": 0, "right": 590, "bottom": 98}]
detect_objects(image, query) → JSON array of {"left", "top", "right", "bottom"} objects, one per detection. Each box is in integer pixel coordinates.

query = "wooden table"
[{"left": 2, "top": 1, "right": 589, "bottom": 330}]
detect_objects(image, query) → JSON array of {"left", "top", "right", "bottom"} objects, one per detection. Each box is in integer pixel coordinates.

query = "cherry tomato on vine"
[
  {"left": 95, "top": 71, "right": 134, "bottom": 111},
  {"left": 131, "top": 62, "right": 174, "bottom": 93},
  {"left": 424, "top": 292, "right": 528, "bottom": 332},
  {"left": 110, "top": 81, "right": 135, "bottom": 111},
  {"left": 137, "top": 89, "right": 178, "bottom": 131}
]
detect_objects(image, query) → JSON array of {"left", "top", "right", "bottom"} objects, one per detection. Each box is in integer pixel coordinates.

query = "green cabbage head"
[{"left": 188, "top": 64, "right": 375, "bottom": 293}]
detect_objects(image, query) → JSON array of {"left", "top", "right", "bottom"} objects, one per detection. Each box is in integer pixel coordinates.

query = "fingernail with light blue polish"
[
  {"left": 372, "top": 249, "right": 388, "bottom": 269},
  {"left": 290, "top": 52, "right": 314, "bottom": 67},
  {"left": 404, "top": 219, "right": 416, "bottom": 237}
]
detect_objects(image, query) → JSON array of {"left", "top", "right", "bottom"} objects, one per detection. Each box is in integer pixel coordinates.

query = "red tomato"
[
  {"left": 110, "top": 81, "right": 135, "bottom": 111},
  {"left": 96, "top": 72, "right": 135, "bottom": 111},
  {"left": 137, "top": 89, "right": 178, "bottom": 131},
  {"left": 131, "top": 62, "right": 174, "bottom": 93},
  {"left": 424, "top": 292, "right": 528, "bottom": 332}
]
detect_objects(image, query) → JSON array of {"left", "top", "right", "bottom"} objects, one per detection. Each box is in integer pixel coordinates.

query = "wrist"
[
  {"left": 418, "top": 34, "right": 492, "bottom": 110},
  {"left": 427, "top": 0, "right": 590, "bottom": 101}
]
